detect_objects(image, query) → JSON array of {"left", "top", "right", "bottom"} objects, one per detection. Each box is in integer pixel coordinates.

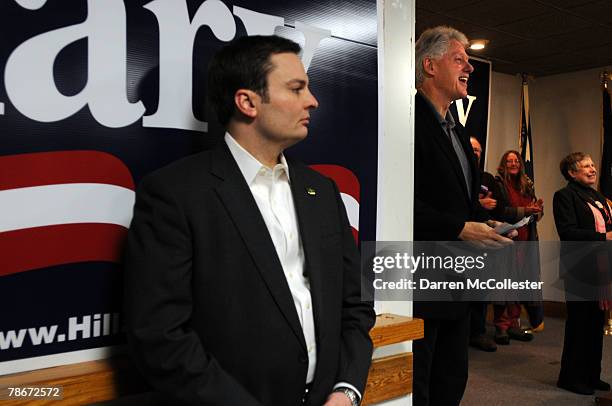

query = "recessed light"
[{"left": 469, "top": 39, "right": 489, "bottom": 50}]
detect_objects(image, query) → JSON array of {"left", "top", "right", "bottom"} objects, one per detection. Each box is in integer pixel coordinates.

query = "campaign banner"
[
  {"left": 449, "top": 56, "right": 491, "bottom": 169},
  {"left": 0, "top": 0, "right": 378, "bottom": 373}
]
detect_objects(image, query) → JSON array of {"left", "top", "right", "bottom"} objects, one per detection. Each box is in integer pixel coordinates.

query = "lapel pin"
[{"left": 306, "top": 187, "right": 316, "bottom": 196}]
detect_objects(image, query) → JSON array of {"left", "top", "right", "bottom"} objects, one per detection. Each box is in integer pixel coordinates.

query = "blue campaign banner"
[{"left": 0, "top": 0, "right": 377, "bottom": 372}]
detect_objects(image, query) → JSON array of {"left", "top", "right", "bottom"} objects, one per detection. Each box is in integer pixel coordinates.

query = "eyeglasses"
[{"left": 506, "top": 160, "right": 520, "bottom": 164}]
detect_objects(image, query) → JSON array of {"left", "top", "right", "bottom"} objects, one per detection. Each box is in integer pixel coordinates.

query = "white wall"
[
  {"left": 375, "top": 0, "right": 415, "bottom": 404},
  {"left": 486, "top": 66, "right": 611, "bottom": 300},
  {"left": 485, "top": 71, "right": 522, "bottom": 175}
]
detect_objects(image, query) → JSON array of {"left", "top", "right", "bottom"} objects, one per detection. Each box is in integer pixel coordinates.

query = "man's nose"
[{"left": 307, "top": 88, "right": 319, "bottom": 109}]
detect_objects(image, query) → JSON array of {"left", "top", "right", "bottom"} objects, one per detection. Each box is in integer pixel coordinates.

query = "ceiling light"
[{"left": 469, "top": 39, "right": 489, "bottom": 50}]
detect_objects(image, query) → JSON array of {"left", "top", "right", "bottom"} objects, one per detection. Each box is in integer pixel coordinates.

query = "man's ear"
[
  {"left": 234, "top": 89, "right": 258, "bottom": 119},
  {"left": 423, "top": 57, "right": 435, "bottom": 76}
]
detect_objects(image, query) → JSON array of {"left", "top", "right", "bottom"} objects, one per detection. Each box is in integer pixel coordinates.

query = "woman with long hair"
[{"left": 491, "top": 150, "right": 544, "bottom": 344}]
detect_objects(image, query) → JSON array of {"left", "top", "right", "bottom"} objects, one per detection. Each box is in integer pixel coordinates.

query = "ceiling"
[{"left": 416, "top": 0, "right": 612, "bottom": 77}]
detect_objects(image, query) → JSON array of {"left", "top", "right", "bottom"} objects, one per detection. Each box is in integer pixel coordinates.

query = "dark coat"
[
  {"left": 124, "top": 142, "right": 375, "bottom": 406},
  {"left": 554, "top": 182, "right": 609, "bottom": 387},
  {"left": 413, "top": 92, "right": 487, "bottom": 319},
  {"left": 553, "top": 181, "right": 612, "bottom": 291},
  {"left": 554, "top": 181, "right": 609, "bottom": 242}
]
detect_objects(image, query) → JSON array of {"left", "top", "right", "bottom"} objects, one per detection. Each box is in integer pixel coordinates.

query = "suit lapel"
[
  {"left": 210, "top": 144, "right": 307, "bottom": 350},
  {"left": 431, "top": 122, "right": 472, "bottom": 200},
  {"left": 288, "top": 163, "right": 325, "bottom": 342},
  {"left": 456, "top": 125, "right": 480, "bottom": 201},
  {"left": 416, "top": 93, "right": 471, "bottom": 200}
]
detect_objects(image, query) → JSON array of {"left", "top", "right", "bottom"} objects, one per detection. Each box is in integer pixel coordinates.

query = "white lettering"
[
  {"left": 6, "top": 0, "right": 144, "bottom": 127},
  {"left": 103, "top": 313, "right": 111, "bottom": 336},
  {"left": 27, "top": 325, "right": 57, "bottom": 345},
  {"left": 0, "top": 329, "right": 27, "bottom": 350},
  {"left": 93, "top": 314, "right": 101, "bottom": 337},
  {"left": 143, "top": 0, "right": 236, "bottom": 132},
  {"left": 454, "top": 95, "right": 476, "bottom": 126},
  {"left": 409, "top": 255, "right": 421, "bottom": 273},
  {"left": 6, "top": 0, "right": 329, "bottom": 131},
  {"left": 294, "top": 22, "right": 331, "bottom": 72},
  {"left": 68, "top": 315, "right": 91, "bottom": 340},
  {"left": 14, "top": 0, "right": 47, "bottom": 10},
  {"left": 233, "top": 6, "right": 284, "bottom": 36}
]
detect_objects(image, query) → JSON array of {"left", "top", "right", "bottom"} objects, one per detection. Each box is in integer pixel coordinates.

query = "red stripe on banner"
[
  {"left": 0, "top": 223, "right": 127, "bottom": 276},
  {"left": 309, "top": 164, "right": 360, "bottom": 202},
  {"left": 0, "top": 151, "right": 134, "bottom": 191}
]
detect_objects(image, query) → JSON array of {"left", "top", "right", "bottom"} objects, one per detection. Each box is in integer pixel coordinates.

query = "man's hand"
[
  {"left": 485, "top": 220, "right": 519, "bottom": 239},
  {"left": 478, "top": 192, "right": 497, "bottom": 210},
  {"left": 459, "top": 221, "right": 513, "bottom": 248},
  {"left": 323, "top": 392, "right": 352, "bottom": 406}
]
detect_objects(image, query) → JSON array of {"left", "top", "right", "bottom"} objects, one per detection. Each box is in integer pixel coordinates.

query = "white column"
[{"left": 374, "top": 0, "right": 415, "bottom": 404}]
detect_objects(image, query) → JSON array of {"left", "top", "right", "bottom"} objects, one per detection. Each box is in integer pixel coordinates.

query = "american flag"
[
  {"left": 599, "top": 76, "right": 612, "bottom": 199},
  {"left": 519, "top": 75, "right": 534, "bottom": 181}
]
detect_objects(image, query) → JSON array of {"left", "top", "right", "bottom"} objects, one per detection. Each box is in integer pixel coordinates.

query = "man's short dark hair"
[{"left": 207, "top": 35, "right": 302, "bottom": 126}]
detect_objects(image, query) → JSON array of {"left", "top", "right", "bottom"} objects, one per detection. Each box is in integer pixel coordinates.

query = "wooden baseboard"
[
  {"left": 370, "top": 313, "right": 424, "bottom": 347},
  {"left": 0, "top": 357, "right": 147, "bottom": 405},
  {"left": 363, "top": 353, "right": 412, "bottom": 405},
  {"left": 0, "top": 314, "right": 424, "bottom": 405}
]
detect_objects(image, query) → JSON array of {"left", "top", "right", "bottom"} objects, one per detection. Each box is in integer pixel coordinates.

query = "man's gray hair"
[{"left": 415, "top": 26, "right": 469, "bottom": 87}]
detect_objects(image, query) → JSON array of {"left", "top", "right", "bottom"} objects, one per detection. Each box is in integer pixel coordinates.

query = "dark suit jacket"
[
  {"left": 124, "top": 142, "right": 375, "bottom": 406},
  {"left": 413, "top": 92, "right": 487, "bottom": 319}
]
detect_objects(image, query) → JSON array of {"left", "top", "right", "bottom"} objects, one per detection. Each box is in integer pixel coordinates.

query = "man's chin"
[
  {"left": 456, "top": 91, "right": 468, "bottom": 99},
  {"left": 295, "top": 129, "right": 309, "bottom": 140},
  {"left": 282, "top": 132, "right": 308, "bottom": 149}
]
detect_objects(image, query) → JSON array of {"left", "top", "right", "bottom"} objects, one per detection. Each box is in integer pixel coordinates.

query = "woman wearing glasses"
[
  {"left": 553, "top": 152, "right": 611, "bottom": 395},
  {"left": 490, "top": 150, "right": 544, "bottom": 345}
]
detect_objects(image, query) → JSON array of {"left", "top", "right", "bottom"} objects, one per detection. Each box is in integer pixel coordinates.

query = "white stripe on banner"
[
  {"left": 340, "top": 192, "right": 359, "bottom": 231},
  {"left": 0, "top": 183, "right": 135, "bottom": 232}
]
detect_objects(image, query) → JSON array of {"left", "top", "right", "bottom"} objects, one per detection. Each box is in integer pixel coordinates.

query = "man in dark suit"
[
  {"left": 124, "top": 35, "right": 375, "bottom": 406},
  {"left": 413, "top": 26, "right": 512, "bottom": 405},
  {"left": 468, "top": 136, "right": 498, "bottom": 352}
]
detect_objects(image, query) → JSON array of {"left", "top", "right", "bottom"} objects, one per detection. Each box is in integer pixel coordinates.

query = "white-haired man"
[{"left": 412, "top": 26, "right": 512, "bottom": 405}]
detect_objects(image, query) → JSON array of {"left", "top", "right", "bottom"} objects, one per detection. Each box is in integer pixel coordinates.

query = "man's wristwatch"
[{"left": 333, "top": 387, "right": 360, "bottom": 406}]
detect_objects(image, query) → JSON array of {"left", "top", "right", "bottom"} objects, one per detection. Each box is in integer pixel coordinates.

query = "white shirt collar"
[{"left": 224, "top": 132, "right": 290, "bottom": 184}]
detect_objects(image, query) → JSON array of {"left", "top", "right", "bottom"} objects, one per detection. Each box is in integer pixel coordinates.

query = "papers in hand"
[{"left": 494, "top": 216, "right": 533, "bottom": 235}]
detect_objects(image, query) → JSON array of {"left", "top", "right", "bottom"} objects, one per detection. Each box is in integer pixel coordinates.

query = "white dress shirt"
[
  {"left": 225, "top": 133, "right": 362, "bottom": 400},
  {"left": 225, "top": 133, "right": 317, "bottom": 383}
]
